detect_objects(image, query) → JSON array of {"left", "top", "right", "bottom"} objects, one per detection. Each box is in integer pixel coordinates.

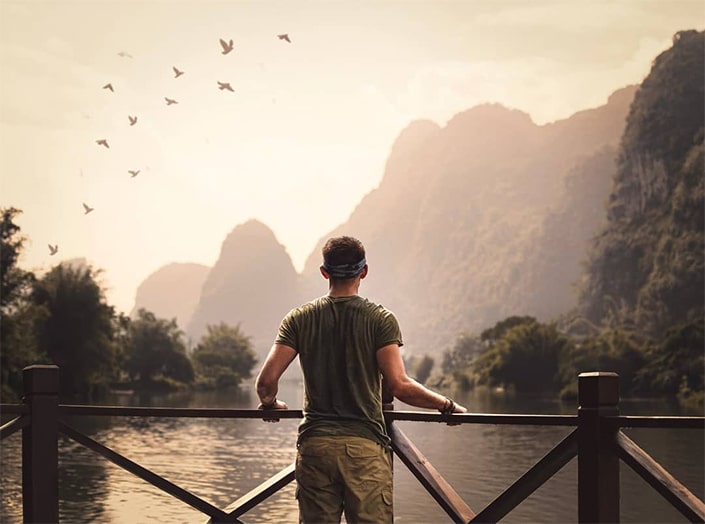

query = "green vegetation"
[
  {"left": 192, "top": 322, "right": 257, "bottom": 389},
  {"left": 0, "top": 207, "right": 258, "bottom": 402},
  {"left": 123, "top": 309, "right": 194, "bottom": 390},
  {"left": 441, "top": 315, "right": 701, "bottom": 407}
]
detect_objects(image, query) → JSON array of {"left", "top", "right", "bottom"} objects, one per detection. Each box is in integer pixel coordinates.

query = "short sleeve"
[
  {"left": 274, "top": 309, "right": 299, "bottom": 351},
  {"left": 376, "top": 308, "right": 403, "bottom": 349}
]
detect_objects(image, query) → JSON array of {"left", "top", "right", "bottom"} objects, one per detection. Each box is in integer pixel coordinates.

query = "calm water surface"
[{"left": 1, "top": 381, "right": 702, "bottom": 523}]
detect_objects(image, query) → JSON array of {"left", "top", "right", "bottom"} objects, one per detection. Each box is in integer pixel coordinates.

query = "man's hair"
[{"left": 322, "top": 236, "right": 365, "bottom": 267}]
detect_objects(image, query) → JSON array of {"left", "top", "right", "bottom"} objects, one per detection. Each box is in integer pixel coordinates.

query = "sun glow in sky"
[{"left": 1, "top": 0, "right": 703, "bottom": 314}]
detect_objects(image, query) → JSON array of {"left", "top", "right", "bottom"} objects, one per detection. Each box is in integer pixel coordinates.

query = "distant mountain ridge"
[
  {"left": 134, "top": 84, "right": 639, "bottom": 358},
  {"left": 186, "top": 219, "right": 301, "bottom": 358},
  {"left": 300, "top": 85, "right": 636, "bottom": 355},
  {"left": 131, "top": 262, "right": 210, "bottom": 336}
]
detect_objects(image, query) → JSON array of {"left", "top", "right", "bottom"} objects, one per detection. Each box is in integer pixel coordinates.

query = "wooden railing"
[{"left": 1, "top": 365, "right": 703, "bottom": 523}]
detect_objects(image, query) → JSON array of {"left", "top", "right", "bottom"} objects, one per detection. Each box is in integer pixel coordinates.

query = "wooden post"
[
  {"left": 578, "top": 372, "right": 620, "bottom": 523},
  {"left": 22, "top": 365, "right": 59, "bottom": 523}
]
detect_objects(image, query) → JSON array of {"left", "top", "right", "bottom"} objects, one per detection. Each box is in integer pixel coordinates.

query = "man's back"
[{"left": 275, "top": 295, "right": 402, "bottom": 448}]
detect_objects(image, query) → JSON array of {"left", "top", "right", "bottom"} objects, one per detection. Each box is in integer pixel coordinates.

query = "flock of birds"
[{"left": 49, "top": 33, "right": 292, "bottom": 257}]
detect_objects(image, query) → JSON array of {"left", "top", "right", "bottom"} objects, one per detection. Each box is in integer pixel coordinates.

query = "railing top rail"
[
  {"left": 387, "top": 411, "right": 578, "bottom": 426},
  {"left": 57, "top": 405, "right": 579, "bottom": 426},
  {"left": 59, "top": 405, "right": 305, "bottom": 419},
  {"left": 0, "top": 403, "right": 28, "bottom": 415},
  {"left": 55, "top": 406, "right": 705, "bottom": 428},
  {"left": 611, "top": 416, "right": 705, "bottom": 429}
]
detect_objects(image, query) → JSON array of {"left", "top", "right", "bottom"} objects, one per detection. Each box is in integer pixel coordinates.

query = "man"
[{"left": 255, "top": 235, "right": 467, "bottom": 524}]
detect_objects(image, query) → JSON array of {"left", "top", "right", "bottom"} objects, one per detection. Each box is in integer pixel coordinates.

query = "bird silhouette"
[
  {"left": 82, "top": 203, "right": 94, "bottom": 215},
  {"left": 219, "top": 38, "right": 234, "bottom": 54},
  {"left": 48, "top": 244, "right": 58, "bottom": 256},
  {"left": 128, "top": 115, "right": 137, "bottom": 126},
  {"left": 103, "top": 83, "right": 114, "bottom": 92},
  {"left": 128, "top": 169, "right": 140, "bottom": 177},
  {"left": 217, "top": 81, "right": 234, "bottom": 92},
  {"left": 117, "top": 51, "right": 133, "bottom": 58},
  {"left": 277, "top": 34, "right": 291, "bottom": 43},
  {"left": 165, "top": 97, "right": 178, "bottom": 105},
  {"left": 96, "top": 139, "right": 109, "bottom": 148},
  {"left": 173, "top": 66, "right": 184, "bottom": 78}
]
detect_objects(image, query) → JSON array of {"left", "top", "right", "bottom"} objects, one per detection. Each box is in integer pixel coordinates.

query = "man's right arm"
[{"left": 377, "top": 343, "right": 467, "bottom": 413}]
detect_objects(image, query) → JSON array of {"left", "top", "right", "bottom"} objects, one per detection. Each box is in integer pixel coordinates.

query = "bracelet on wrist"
[{"left": 439, "top": 397, "right": 456, "bottom": 415}]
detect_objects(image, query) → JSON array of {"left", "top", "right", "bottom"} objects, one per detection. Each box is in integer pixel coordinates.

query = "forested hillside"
[{"left": 576, "top": 30, "right": 704, "bottom": 337}]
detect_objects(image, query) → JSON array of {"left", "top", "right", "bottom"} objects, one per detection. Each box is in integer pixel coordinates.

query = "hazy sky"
[{"left": 1, "top": 0, "right": 703, "bottom": 314}]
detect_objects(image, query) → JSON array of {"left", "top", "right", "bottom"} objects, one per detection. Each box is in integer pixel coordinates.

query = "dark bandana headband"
[{"left": 322, "top": 258, "right": 367, "bottom": 279}]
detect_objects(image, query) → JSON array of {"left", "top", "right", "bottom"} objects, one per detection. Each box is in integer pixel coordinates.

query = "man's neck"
[{"left": 328, "top": 281, "right": 360, "bottom": 298}]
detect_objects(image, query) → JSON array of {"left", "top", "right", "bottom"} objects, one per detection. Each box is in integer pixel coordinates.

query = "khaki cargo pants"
[{"left": 295, "top": 436, "right": 393, "bottom": 524}]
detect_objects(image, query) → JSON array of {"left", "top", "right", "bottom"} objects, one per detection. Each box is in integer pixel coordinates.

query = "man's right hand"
[{"left": 258, "top": 399, "right": 289, "bottom": 423}]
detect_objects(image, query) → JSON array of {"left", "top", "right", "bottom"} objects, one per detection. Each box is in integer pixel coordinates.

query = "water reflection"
[{"left": 1, "top": 383, "right": 702, "bottom": 523}]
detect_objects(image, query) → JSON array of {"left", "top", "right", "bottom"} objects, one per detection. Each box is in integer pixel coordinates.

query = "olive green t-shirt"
[{"left": 275, "top": 295, "right": 403, "bottom": 449}]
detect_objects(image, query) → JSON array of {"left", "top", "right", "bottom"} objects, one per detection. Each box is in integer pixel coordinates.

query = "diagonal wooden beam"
[
  {"left": 388, "top": 421, "right": 476, "bottom": 523},
  {"left": 0, "top": 415, "right": 30, "bottom": 440},
  {"left": 221, "top": 463, "right": 296, "bottom": 519},
  {"left": 616, "top": 430, "right": 705, "bottom": 523},
  {"left": 471, "top": 429, "right": 579, "bottom": 523},
  {"left": 59, "top": 421, "right": 239, "bottom": 523}
]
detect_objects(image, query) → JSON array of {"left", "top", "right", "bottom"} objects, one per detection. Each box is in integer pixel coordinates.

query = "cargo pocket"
[{"left": 345, "top": 440, "right": 379, "bottom": 458}]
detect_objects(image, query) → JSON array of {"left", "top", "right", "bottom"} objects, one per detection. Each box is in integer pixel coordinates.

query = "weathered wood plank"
[
  {"left": 616, "top": 430, "right": 705, "bottom": 523},
  {"left": 389, "top": 421, "right": 476, "bottom": 523},
  {"left": 612, "top": 416, "right": 705, "bottom": 429},
  {"left": 217, "top": 463, "right": 295, "bottom": 520},
  {"left": 59, "top": 421, "right": 238, "bottom": 523},
  {"left": 471, "top": 429, "right": 578, "bottom": 523},
  {"left": 386, "top": 411, "right": 577, "bottom": 426},
  {"left": 60, "top": 405, "right": 305, "bottom": 419},
  {"left": 0, "top": 415, "right": 29, "bottom": 440}
]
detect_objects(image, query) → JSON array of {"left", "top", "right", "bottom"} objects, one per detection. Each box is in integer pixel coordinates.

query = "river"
[{"left": 1, "top": 379, "right": 703, "bottom": 523}]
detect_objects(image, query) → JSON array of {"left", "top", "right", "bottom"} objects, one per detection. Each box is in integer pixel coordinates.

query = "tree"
[
  {"left": 409, "top": 354, "right": 434, "bottom": 385},
  {"left": 636, "top": 318, "right": 704, "bottom": 399},
  {"left": 440, "top": 332, "right": 483, "bottom": 389},
  {"left": 480, "top": 316, "right": 537, "bottom": 347},
  {"left": 1, "top": 208, "right": 35, "bottom": 312},
  {"left": 474, "top": 320, "right": 574, "bottom": 394},
  {"left": 124, "top": 309, "right": 194, "bottom": 386},
  {"left": 31, "top": 262, "right": 119, "bottom": 399},
  {"left": 0, "top": 208, "right": 46, "bottom": 400},
  {"left": 191, "top": 322, "right": 257, "bottom": 389},
  {"left": 559, "top": 328, "right": 645, "bottom": 398}
]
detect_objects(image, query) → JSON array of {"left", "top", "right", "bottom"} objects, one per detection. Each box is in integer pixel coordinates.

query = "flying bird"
[
  {"left": 128, "top": 115, "right": 137, "bottom": 126},
  {"left": 102, "top": 83, "right": 114, "bottom": 92},
  {"left": 117, "top": 51, "right": 133, "bottom": 58},
  {"left": 96, "top": 139, "right": 109, "bottom": 148},
  {"left": 48, "top": 244, "right": 58, "bottom": 256},
  {"left": 219, "top": 38, "right": 234, "bottom": 54},
  {"left": 277, "top": 34, "right": 291, "bottom": 43},
  {"left": 217, "top": 81, "right": 234, "bottom": 92},
  {"left": 82, "top": 203, "right": 94, "bottom": 215},
  {"left": 173, "top": 66, "right": 184, "bottom": 78},
  {"left": 165, "top": 97, "right": 178, "bottom": 105},
  {"left": 128, "top": 169, "right": 140, "bottom": 177}
]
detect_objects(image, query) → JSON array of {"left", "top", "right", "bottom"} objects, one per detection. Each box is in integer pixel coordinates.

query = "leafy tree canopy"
[
  {"left": 124, "top": 308, "right": 194, "bottom": 385},
  {"left": 31, "top": 262, "right": 118, "bottom": 399},
  {"left": 192, "top": 322, "right": 257, "bottom": 389}
]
